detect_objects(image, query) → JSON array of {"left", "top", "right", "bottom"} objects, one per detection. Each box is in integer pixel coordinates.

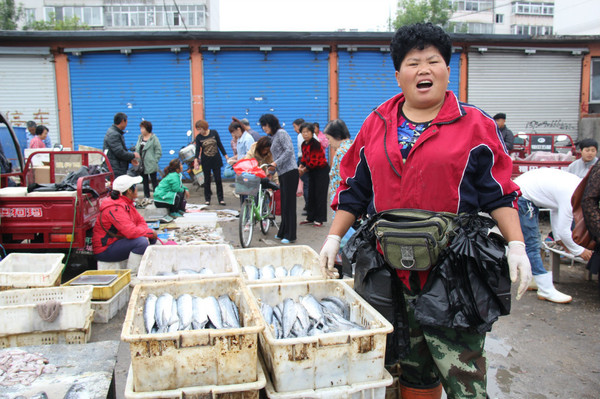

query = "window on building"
[
  {"left": 512, "top": 25, "right": 553, "bottom": 35},
  {"left": 513, "top": 2, "right": 554, "bottom": 16},
  {"left": 105, "top": 5, "right": 207, "bottom": 28},
  {"left": 43, "top": 6, "right": 102, "bottom": 26},
  {"left": 591, "top": 59, "right": 600, "bottom": 104},
  {"left": 450, "top": 22, "right": 493, "bottom": 33},
  {"left": 495, "top": 14, "right": 504, "bottom": 23},
  {"left": 450, "top": 0, "right": 493, "bottom": 11},
  {"left": 24, "top": 8, "right": 36, "bottom": 24}
]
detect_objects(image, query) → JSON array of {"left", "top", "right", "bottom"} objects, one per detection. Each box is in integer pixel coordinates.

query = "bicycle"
[{"left": 236, "top": 166, "right": 279, "bottom": 248}]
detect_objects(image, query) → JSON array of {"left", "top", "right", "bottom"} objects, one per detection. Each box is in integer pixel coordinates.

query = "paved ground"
[{"left": 90, "top": 180, "right": 600, "bottom": 399}]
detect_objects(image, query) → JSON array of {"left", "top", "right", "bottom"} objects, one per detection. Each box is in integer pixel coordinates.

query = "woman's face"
[
  {"left": 197, "top": 127, "right": 208, "bottom": 136},
  {"left": 301, "top": 128, "right": 313, "bottom": 143},
  {"left": 40, "top": 129, "right": 49, "bottom": 140},
  {"left": 140, "top": 126, "right": 148, "bottom": 135},
  {"left": 395, "top": 45, "right": 450, "bottom": 112},
  {"left": 326, "top": 134, "right": 341, "bottom": 150},
  {"left": 261, "top": 125, "right": 272, "bottom": 135}
]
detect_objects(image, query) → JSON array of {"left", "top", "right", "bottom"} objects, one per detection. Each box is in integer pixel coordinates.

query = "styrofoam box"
[
  {"left": 121, "top": 278, "right": 264, "bottom": 392},
  {"left": 247, "top": 280, "right": 393, "bottom": 393},
  {"left": 137, "top": 244, "right": 240, "bottom": 283},
  {"left": 0, "top": 253, "right": 65, "bottom": 289},
  {"left": 0, "top": 187, "right": 28, "bottom": 197},
  {"left": 234, "top": 245, "right": 327, "bottom": 284},
  {"left": 174, "top": 212, "right": 218, "bottom": 228},
  {"left": 91, "top": 283, "right": 130, "bottom": 323},
  {"left": 124, "top": 360, "right": 266, "bottom": 399},
  {"left": 0, "top": 285, "right": 93, "bottom": 335},
  {"left": 264, "top": 362, "right": 393, "bottom": 399}
]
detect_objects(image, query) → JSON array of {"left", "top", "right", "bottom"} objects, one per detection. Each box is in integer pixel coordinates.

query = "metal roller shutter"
[
  {"left": 0, "top": 54, "right": 59, "bottom": 147},
  {"left": 202, "top": 50, "right": 329, "bottom": 157},
  {"left": 69, "top": 51, "right": 192, "bottom": 172},
  {"left": 338, "top": 51, "right": 461, "bottom": 138},
  {"left": 468, "top": 52, "right": 582, "bottom": 139}
]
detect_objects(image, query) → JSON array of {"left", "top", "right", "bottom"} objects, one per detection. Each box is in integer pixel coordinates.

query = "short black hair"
[
  {"left": 114, "top": 112, "right": 127, "bottom": 125},
  {"left": 299, "top": 122, "right": 314, "bottom": 134},
  {"left": 228, "top": 121, "right": 243, "bottom": 132},
  {"left": 324, "top": 119, "right": 351, "bottom": 141},
  {"left": 390, "top": 22, "right": 452, "bottom": 71},
  {"left": 259, "top": 114, "right": 282, "bottom": 134},
  {"left": 35, "top": 125, "right": 48, "bottom": 136},
  {"left": 578, "top": 138, "right": 598, "bottom": 150},
  {"left": 293, "top": 118, "right": 305, "bottom": 126},
  {"left": 26, "top": 120, "right": 36, "bottom": 129},
  {"left": 493, "top": 113, "right": 507, "bottom": 121}
]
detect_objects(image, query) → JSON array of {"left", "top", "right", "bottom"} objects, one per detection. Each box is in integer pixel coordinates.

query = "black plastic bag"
[
  {"left": 411, "top": 214, "right": 511, "bottom": 334},
  {"left": 343, "top": 219, "right": 411, "bottom": 363},
  {"left": 27, "top": 166, "right": 99, "bottom": 198}
]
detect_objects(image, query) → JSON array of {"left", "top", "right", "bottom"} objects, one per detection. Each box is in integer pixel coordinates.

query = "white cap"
[{"left": 112, "top": 175, "right": 142, "bottom": 193}]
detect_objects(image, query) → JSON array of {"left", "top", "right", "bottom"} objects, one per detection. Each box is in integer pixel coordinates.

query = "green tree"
[
  {"left": 393, "top": 0, "right": 453, "bottom": 28},
  {"left": 0, "top": 0, "right": 23, "bottom": 30},
  {"left": 24, "top": 13, "right": 89, "bottom": 30}
]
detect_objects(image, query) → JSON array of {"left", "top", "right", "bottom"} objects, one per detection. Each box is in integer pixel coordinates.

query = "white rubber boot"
[
  {"left": 528, "top": 278, "right": 538, "bottom": 291},
  {"left": 534, "top": 272, "right": 572, "bottom": 303},
  {"left": 126, "top": 253, "right": 144, "bottom": 275}
]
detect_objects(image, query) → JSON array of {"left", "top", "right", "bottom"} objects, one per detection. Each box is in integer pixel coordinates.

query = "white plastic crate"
[
  {"left": 173, "top": 212, "right": 218, "bottom": 228},
  {"left": 0, "top": 285, "right": 93, "bottom": 335},
  {"left": 247, "top": 280, "right": 393, "bottom": 393},
  {"left": 0, "top": 253, "right": 64, "bottom": 289},
  {"left": 137, "top": 244, "right": 240, "bottom": 283},
  {"left": 124, "top": 360, "right": 266, "bottom": 399},
  {"left": 121, "top": 278, "right": 264, "bottom": 392},
  {"left": 91, "top": 283, "right": 130, "bottom": 323},
  {"left": 234, "top": 245, "right": 326, "bottom": 284},
  {"left": 264, "top": 361, "right": 393, "bottom": 399}
]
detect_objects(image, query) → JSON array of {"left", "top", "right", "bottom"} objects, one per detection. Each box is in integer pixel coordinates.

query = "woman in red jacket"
[{"left": 92, "top": 175, "right": 157, "bottom": 266}]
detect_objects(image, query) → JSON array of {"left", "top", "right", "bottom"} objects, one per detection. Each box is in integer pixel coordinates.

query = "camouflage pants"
[{"left": 399, "top": 293, "right": 487, "bottom": 399}]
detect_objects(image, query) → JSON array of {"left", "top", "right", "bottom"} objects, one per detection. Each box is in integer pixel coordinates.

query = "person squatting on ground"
[
  {"left": 567, "top": 138, "right": 598, "bottom": 178},
  {"left": 92, "top": 174, "right": 157, "bottom": 272},
  {"left": 319, "top": 23, "right": 531, "bottom": 398},
  {"left": 104, "top": 112, "right": 140, "bottom": 178},
  {"left": 194, "top": 119, "right": 228, "bottom": 206},
  {"left": 298, "top": 122, "right": 329, "bottom": 227},
  {"left": 134, "top": 120, "right": 162, "bottom": 201},
  {"left": 153, "top": 159, "right": 190, "bottom": 218},
  {"left": 261, "top": 113, "right": 298, "bottom": 244},
  {"left": 514, "top": 168, "right": 591, "bottom": 303}
]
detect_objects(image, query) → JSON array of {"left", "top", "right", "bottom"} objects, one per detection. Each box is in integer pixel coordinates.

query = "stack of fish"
[
  {"left": 156, "top": 268, "right": 214, "bottom": 277},
  {"left": 244, "top": 264, "right": 311, "bottom": 281},
  {"left": 260, "top": 294, "right": 365, "bottom": 339},
  {"left": 143, "top": 293, "right": 241, "bottom": 334}
]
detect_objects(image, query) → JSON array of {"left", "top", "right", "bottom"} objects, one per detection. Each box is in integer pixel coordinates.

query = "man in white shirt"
[{"left": 514, "top": 168, "right": 593, "bottom": 303}]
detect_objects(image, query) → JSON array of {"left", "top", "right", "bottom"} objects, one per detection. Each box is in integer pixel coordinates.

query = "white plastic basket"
[
  {"left": 137, "top": 244, "right": 240, "bottom": 283},
  {"left": 91, "top": 283, "right": 130, "bottom": 323},
  {"left": 234, "top": 245, "right": 326, "bottom": 284},
  {"left": 0, "top": 285, "right": 93, "bottom": 335},
  {"left": 121, "top": 278, "right": 264, "bottom": 392},
  {"left": 0, "top": 253, "right": 65, "bottom": 289},
  {"left": 247, "top": 280, "right": 393, "bottom": 393},
  {"left": 124, "top": 361, "right": 266, "bottom": 399}
]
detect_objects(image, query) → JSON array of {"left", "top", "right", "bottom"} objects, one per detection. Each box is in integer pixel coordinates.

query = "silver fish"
[
  {"left": 204, "top": 296, "right": 223, "bottom": 329},
  {"left": 272, "top": 318, "right": 283, "bottom": 339},
  {"left": 291, "top": 318, "right": 304, "bottom": 337},
  {"left": 144, "top": 294, "right": 157, "bottom": 334},
  {"left": 282, "top": 298, "right": 297, "bottom": 338},
  {"left": 261, "top": 303, "right": 274, "bottom": 325},
  {"left": 295, "top": 301, "right": 310, "bottom": 331},
  {"left": 157, "top": 271, "right": 176, "bottom": 276},
  {"left": 301, "top": 294, "right": 325, "bottom": 324},
  {"left": 289, "top": 264, "right": 304, "bottom": 276},
  {"left": 218, "top": 294, "right": 240, "bottom": 328},
  {"left": 324, "top": 310, "right": 365, "bottom": 332},
  {"left": 169, "top": 300, "right": 179, "bottom": 332},
  {"left": 244, "top": 265, "right": 260, "bottom": 280},
  {"left": 260, "top": 265, "right": 276, "bottom": 280},
  {"left": 177, "top": 294, "right": 193, "bottom": 330},
  {"left": 199, "top": 267, "right": 214, "bottom": 275},
  {"left": 275, "top": 266, "right": 288, "bottom": 278},
  {"left": 176, "top": 268, "right": 199, "bottom": 275},
  {"left": 273, "top": 303, "right": 283, "bottom": 325},
  {"left": 322, "top": 296, "right": 350, "bottom": 319},
  {"left": 192, "top": 296, "right": 208, "bottom": 329},
  {"left": 302, "top": 269, "right": 312, "bottom": 277},
  {"left": 155, "top": 293, "right": 174, "bottom": 333}
]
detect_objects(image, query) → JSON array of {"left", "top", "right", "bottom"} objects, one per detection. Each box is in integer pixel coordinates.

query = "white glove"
[
  {"left": 319, "top": 235, "right": 341, "bottom": 279},
  {"left": 507, "top": 241, "right": 533, "bottom": 300}
]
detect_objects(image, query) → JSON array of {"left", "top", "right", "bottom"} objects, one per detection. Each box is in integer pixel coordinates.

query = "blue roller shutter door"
[
  {"left": 202, "top": 50, "right": 329, "bottom": 158},
  {"left": 69, "top": 51, "right": 192, "bottom": 172},
  {"left": 338, "top": 51, "right": 461, "bottom": 138}
]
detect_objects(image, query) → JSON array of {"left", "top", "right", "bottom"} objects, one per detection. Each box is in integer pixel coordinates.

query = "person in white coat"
[{"left": 514, "top": 168, "right": 593, "bottom": 303}]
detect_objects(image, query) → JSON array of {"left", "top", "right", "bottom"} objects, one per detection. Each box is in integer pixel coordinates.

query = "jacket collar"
[{"left": 376, "top": 91, "right": 466, "bottom": 125}]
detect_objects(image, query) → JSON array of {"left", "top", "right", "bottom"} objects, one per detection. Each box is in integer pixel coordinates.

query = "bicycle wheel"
[
  {"left": 239, "top": 198, "right": 254, "bottom": 248},
  {"left": 260, "top": 190, "right": 272, "bottom": 235}
]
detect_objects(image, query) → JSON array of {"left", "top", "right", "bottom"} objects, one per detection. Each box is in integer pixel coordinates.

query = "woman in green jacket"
[
  {"left": 154, "top": 159, "right": 189, "bottom": 218},
  {"left": 135, "top": 120, "right": 162, "bottom": 201}
]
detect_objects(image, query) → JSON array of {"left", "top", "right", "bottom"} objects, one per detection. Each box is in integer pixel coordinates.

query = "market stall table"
[{"left": 0, "top": 340, "right": 119, "bottom": 399}]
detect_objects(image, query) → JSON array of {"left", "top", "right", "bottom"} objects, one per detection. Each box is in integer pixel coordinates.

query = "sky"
[{"left": 218, "top": 0, "right": 399, "bottom": 32}]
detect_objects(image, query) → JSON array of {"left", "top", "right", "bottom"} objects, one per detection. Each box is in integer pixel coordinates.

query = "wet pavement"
[{"left": 90, "top": 180, "right": 600, "bottom": 398}]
